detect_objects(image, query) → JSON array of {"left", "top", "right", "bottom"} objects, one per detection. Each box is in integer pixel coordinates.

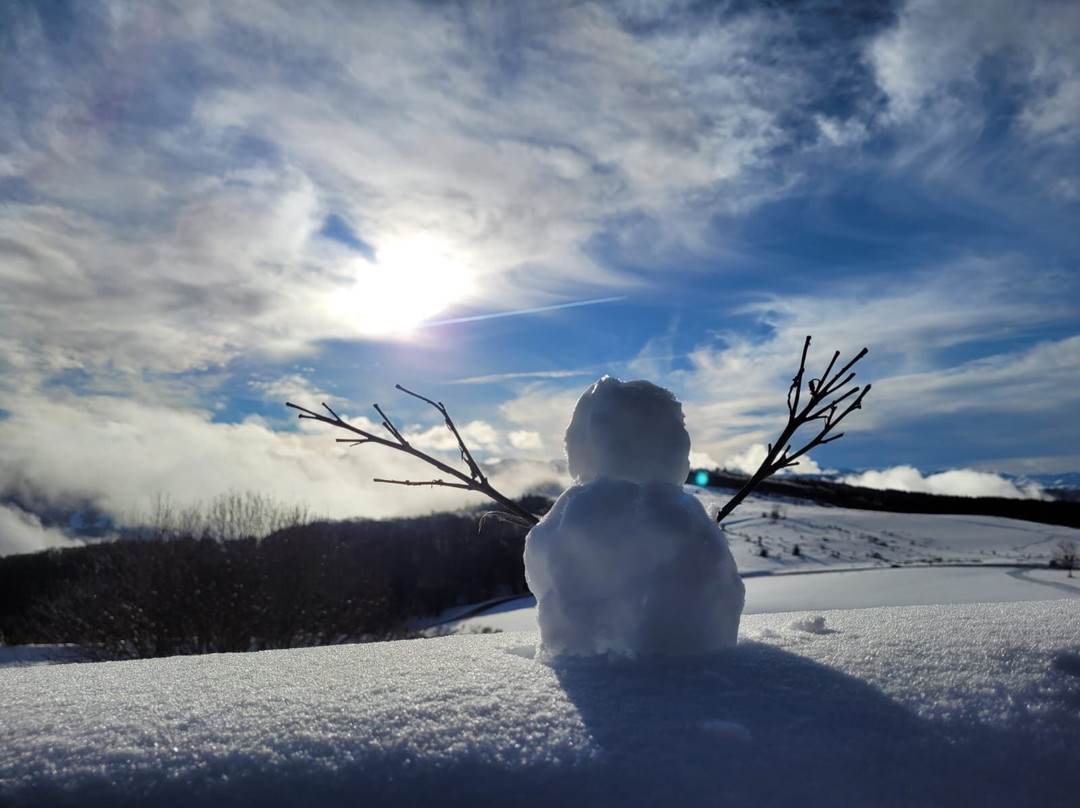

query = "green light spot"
[{"left": 694, "top": 470, "right": 710, "bottom": 487}]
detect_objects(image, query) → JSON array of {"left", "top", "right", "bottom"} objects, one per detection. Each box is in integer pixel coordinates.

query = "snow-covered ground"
[
  {"left": 3, "top": 492, "right": 1079, "bottom": 806},
  {"left": 454, "top": 566, "right": 1080, "bottom": 634},
  {"left": 453, "top": 491, "right": 1080, "bottom": 633},
  {"left": 703, "top": 491, "right": 1072, "bottom": 573},
  {"left": 2, "top": 602, "right": 1079, "bottom": 807}
]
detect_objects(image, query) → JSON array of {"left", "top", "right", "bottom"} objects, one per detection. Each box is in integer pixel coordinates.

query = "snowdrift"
[{"left": 3, "top": 600, "right": 1079, "bottom": 807}]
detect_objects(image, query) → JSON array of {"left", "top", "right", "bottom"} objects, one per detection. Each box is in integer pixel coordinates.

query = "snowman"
[{"left": 524, "top": 376, "right": 745, "bottom": 658}]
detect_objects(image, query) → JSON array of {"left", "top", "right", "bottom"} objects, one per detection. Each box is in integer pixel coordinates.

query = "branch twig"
[
  {"left": 716, "top": 336, "right": 870, "bottom": 524},
  {"left": 287, "top": 387, "right": 539, "bottom": 527}
]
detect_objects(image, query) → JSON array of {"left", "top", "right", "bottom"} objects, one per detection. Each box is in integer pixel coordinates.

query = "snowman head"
[{"left": 564, "top": 376, "right": 692, "bottom": 486}]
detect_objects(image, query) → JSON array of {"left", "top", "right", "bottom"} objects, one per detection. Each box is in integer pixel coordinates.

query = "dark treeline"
[
  {"left": 0, "top": 507, "right": 541, "bottom": 660},
  {"left": 693, "top": 470, "right": 1080, "bottom": 528}
]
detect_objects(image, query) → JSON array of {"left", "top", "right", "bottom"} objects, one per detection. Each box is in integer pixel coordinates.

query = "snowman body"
[{"left": 524, "top": 377, "right": 745, "bottom": 658}]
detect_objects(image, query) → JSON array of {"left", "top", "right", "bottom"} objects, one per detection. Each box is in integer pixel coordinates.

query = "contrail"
[{"left": 424, "top": 296, "right": 627, "bottom": 327}]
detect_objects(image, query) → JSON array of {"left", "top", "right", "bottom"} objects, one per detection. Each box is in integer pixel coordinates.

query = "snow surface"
[
  {"left": 562, "top": 376, "right": 691, "bottom": 486},
  {"left": 460, "top": 490, "right": 1080, "bottom": 634},
  {"left": 525, "top": 478, "right": 744, "bottom": 657},
  {"left": 456, "top": 565, "right": 1080, "bottom": 634},
  {"left": 6, "top": 450, "right": 1080, "bottom": 804},
  {"left": 3, "top": 600, "right": 1079, "bottom": 807},
  {"left": 697, "top": 492, "right": 1078, "bottom": 574},
  {"left": 525, "top": 378, "right": 743, "bottom": 657}
]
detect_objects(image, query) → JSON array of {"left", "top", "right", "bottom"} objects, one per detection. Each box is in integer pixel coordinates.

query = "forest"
[{"left": 0, "top": 502, "right": 546, "bottom": 660}]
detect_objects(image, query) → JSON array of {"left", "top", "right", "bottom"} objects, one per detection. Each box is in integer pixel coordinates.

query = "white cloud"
[
  {"left": 814, "top": 114, "right": 869, "bottom": 148},
  {"left": 458, "top": 249, "right": 1080, "bottom": 490},
  {"left": 248, "top": 375, "right": 345, "bottom": 409},
  {"left": 1, "top": 0, "right": 886, "bottom": 399},
  {"left": 498, "top": 384, "right": 586, "bottom": 452},
  {"left": 407, "top": 420, "right": 500, "bottom": 454},
  {"left": 720, "top": 443, "right": 824, "bottom": 477},
  {"left": 868, "top": 0, "right": 993, "bottom": 119},
  {"left": 508, "top": 430, "right": 545, "bottom": 451},
  {"left": 449, "top": 256, "right": 1074, "bottom": 476},
  {"left": 841, "top": 466, "right": 1046, "bottom": 500},
  {"left": 0, "top": 504, "right": 82, "bottom": 558},
  {"left": 679, "top": 327, "right": 1080, "bottom": 481},
  {"left": 862, "top": 336, "right": 1080, "bottom": 424},
  {"left": 859, "top": 0, "right": 1080, "bottom": 200},
  {"left": 869, "top": 0, "right": 1080, "bottom": 141},
  {"left": 1022, "top": 75, "right": 1080, "bottom": 142},
  {"left": 687, "top": 450, "right": 722, "bottom": 472},
  {"left": 1, "top": 0, "right": 1076, "bottom": 518},
  {"left": 0, "top": 395, "right": 557, "bottom": 527},
  {"left": 0, "top": 169, "right": 347, "bottom": 378},
  {"left": 669, "top": 256, "right": 1079, "bottom": 450}
]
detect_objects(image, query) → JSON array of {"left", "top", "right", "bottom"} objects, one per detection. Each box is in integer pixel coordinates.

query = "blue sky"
[{"left": 1, "top": 0, "right": 1078, "bottom": 534}]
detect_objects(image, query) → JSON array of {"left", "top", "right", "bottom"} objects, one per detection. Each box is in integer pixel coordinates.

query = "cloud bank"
[
  {"left": 841, "top": 467, "right": 1046, "bottom": 501},
  {"left": 0, "top": 394, "right": 569, "bottom": 542},
  {"left": 720, "top": 444, "right": 825, "bottom": 477},
  {"left": 0, "top": 504, "right": 82, "bottom": 558}
]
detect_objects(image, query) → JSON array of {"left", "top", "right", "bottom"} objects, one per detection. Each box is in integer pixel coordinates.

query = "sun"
[{"left": 334, "top": 236, "right": 473, "bottom": 335}]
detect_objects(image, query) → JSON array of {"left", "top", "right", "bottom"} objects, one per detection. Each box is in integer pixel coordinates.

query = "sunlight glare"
[{"left": 335, "top": 236, "right": 472, "bottom": 335}]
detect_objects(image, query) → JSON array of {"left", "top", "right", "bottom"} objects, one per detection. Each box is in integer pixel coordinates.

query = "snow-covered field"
[
  {"left": 2, "top": 602, "right": 1079, "bottom": 807},
  {"left": 454, "top": 565, "right": 1080, "bottom": 634},
  {"left": 707, "top": 491, "right": 1071, "bottom": 573},
  {"left": 454, "top": 491, "right": 1080, "bottom": 633},
  {"left": 3, "top": 492, "right": 1080, "bottom": 806}
]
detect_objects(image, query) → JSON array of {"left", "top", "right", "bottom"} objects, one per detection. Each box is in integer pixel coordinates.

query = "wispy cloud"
[
  {"left": 866, "top": 0, "right": 1080, "bottom": 195},
  {"left": 0, "top": 0, "right": 918, "bottom": 388},
  {"left": 491, "top": 254, "right": 1079, "bottom": 475},
  {"left": 248, "top": 374, "right": 346, "bottom": 409},
  {"left": 682, "top": 263, "right": 1078, "bottom": 467}
]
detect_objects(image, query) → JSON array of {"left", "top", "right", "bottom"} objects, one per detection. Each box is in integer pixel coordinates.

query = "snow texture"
[
  {"left": 457, "top": 564, "right": 1080, "bottom": 634},
  {"left": 563, "top": 376, "right": 691, "bottom": 486},
  {"left": 3, "top": 600, "right": 1079, "bottom": 807},
  {"left": 525, "top": 377, "right": 744, "bottom": 657},
  {"left": 526, "top": 478, "right": 745, "bottom": 657}
]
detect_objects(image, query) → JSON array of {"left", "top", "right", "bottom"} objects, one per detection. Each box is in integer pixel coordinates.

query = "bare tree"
[
  {"left": 1054, "top": 540, "right": 1077, "bottom": 577},
  {"left": 132, "top": 490, "right": 311, "bottom": 541},
  {"left": 289, "top": 336, "right": 870, "bottom": 527}
]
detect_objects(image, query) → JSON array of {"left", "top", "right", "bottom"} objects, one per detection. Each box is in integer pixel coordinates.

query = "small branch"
[
  {"left": 372, "top": 403, "right": 406, "bottom": 444},
  {"left": 373, "top": 478, "right": 474, "bottom": 490},
  {"left": 716, "top": 337, "right": 870, "bottom": 524},
  {"left": 787, "top": 336, "right": 811, "bottom": 415},
  {"left": 396, "top": 384, "right": 488, "bottom": 485},
  {"left": 479, "top": 510, "right": 539, "bottom": 530},
  {"left": 287, "top": 391, "right": 539, "bottom": 527}
]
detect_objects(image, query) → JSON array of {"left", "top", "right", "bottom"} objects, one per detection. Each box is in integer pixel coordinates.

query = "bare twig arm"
[
  {"left": 715, "top": 337, "right": 870, "bottom": 524},
  {"left": 394, "top": 384, "right": 489, "bottom": 485},
  {"left": 286, "top": 393, "right": 539, "bottom": 527}
]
